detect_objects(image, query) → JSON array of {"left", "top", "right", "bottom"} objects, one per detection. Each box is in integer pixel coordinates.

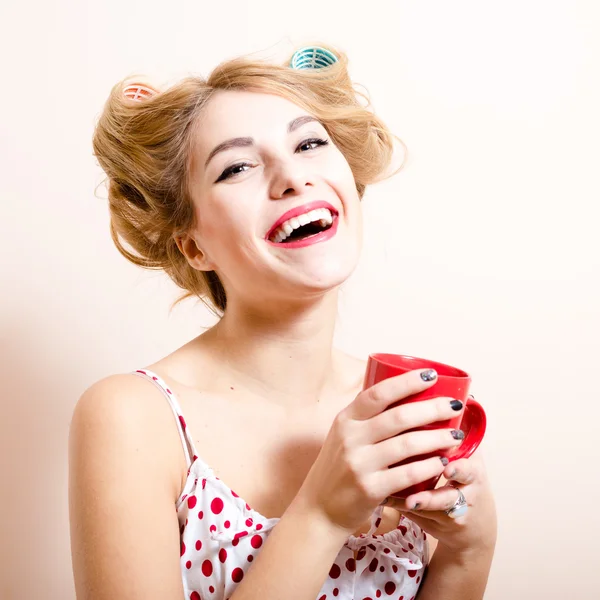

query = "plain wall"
[{"left": 1, "top": 1, "right": 599, "bottom": 598}]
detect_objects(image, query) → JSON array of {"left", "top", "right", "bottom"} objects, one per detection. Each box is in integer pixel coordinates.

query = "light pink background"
[{"left": 1, "top": 2, "right": 599, "bottom": 598}]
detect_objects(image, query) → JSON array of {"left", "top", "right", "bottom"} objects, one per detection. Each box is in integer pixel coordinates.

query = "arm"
[
  {"left": 68, "top": 375, "right": 188, "bottom": 599},
  {"left": 417, "top": 545, "right": 495, "bottom": 600},
  {"left": 229, "top": 495, "right": 350, "bottom": 600}
]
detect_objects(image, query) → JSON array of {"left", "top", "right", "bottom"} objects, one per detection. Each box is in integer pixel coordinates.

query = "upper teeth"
[{"left": 270, "top": 208, "right": 334, "bottom": 243}]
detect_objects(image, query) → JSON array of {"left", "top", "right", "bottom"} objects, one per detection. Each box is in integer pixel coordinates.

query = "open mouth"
[{"left": 268, "top": 208, "right": 336, "bottom": 244}]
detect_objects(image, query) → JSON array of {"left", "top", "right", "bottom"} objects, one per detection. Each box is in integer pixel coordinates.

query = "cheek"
[{"left": 196, "top": 205, "right": 258, "bottom": 266}]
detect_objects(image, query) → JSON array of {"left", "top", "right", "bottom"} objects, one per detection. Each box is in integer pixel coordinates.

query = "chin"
[{"left": 289, "top": 250, "right": 361, "bottom": 294}]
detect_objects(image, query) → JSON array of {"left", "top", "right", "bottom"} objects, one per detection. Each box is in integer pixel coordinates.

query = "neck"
[{"left": 200, "top": 291, "right": 344, "bottom": 406}]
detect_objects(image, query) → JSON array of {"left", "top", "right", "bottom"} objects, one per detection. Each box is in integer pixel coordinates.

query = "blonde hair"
[{"left": 92, "top": 43, "right": 406, "bottom": 316}]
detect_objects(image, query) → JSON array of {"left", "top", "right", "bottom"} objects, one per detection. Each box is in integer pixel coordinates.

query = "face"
[{"left": 185, "top": 90, "right": 363, "bottom": 308}]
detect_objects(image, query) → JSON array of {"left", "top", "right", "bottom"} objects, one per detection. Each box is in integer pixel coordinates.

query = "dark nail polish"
[
  {"left": 440, "top": 456, "right": 449, "bottom": 466},
  {"left": 451, "top": 430, "right": 465, "bottom": 440},
  {"left": 420, "top": 369, "right": 437, "bottom": 382},
  {"left": 450, "top": 400, "right": 463, "bottom": 411}
]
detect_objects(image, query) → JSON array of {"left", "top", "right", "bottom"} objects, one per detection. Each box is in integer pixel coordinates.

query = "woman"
[{"left": 69, "top": 44, "right": 497, "bottom": 600}]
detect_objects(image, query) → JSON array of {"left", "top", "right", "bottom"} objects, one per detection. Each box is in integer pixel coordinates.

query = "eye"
[
  {"left": 216, "top": 163, "right": 252, "bottom": 183},
  {"left": 298, "top": 138, "right": 329, "bottom": 150}
]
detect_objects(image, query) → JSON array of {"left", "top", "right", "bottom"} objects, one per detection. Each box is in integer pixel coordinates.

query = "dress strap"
[{"left": 131, "top": 369, "right": 198, "bottom": 468}]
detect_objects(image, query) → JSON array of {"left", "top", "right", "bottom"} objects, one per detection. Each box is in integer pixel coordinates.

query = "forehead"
[{"left": 191, "top": 90, "right": 318, "bottom": 165}]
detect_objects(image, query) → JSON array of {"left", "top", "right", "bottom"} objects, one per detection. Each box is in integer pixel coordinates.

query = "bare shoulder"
[
  {"left": 335, "top": 349, "right": 368, "bottom": 391},
  {"left": 68, "top": 373, "right": 187, "bottom": 599},
  {"left": 70, "top": 373, "right": 186, "bottom": 491}
]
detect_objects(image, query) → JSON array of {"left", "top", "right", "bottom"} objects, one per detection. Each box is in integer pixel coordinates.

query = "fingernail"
[
  {"left": 450, "top": 400, "right": 463, "bottom": 411},
  {"left": 440, "top": 456, "right": 449, "bottom": 466},
  {"left": 420, "top": 369, "right": 437, "bottom": 382},
  {"left": 412, "top": 502, "right": 421, "bottom": 510},
  {"left": 451, "top": 429, "right": 465, "bottom": 440}
]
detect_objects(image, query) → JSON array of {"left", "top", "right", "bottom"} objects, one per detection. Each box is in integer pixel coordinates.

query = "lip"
[
  {"left": 265, "top": 200, "right": 339, "bottom": 241},
  {"left": 267, "top": 214, "right": 339, "bottom": 249}
]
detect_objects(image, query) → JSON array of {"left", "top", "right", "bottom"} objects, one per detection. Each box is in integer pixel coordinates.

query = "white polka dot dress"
[{"left": 133, "top": 369, "right": 429, "bottom": 600}]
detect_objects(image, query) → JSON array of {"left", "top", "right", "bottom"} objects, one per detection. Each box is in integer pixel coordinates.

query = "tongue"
[{"left": 287, "top": 221, "right": 327, "bottom": 241}]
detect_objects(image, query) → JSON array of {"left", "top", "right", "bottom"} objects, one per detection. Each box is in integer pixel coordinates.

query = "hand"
[
  {"left": 294, "top": 368, "right": 467, "bottom": 535},
  {"left": 384, "top": 447, "right": 497, "bottom": 555}
]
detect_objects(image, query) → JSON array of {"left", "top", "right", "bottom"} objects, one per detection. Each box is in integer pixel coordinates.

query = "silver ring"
[{"left": 445, "top": 487, "right": 468, "bottom": 519}]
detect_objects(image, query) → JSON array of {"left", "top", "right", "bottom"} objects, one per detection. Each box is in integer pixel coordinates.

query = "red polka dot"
[
  {"left": 408, "top": 543, "right": 414, "bottom": 550},
  {"left": 198, "top": 511, "right": 204, "bottom": 519},
  {"left": 407, "top": 570, "right": 417, "bottom": 578},
  {"left": 232, "top": 539, "right": 239, "bottom": 547},
  {"left": 180, "top": 541, "right": 186, "bottom": 557},
  {"left": 219, "top": 548, "right": 228, "bottom": 563},
  {"left": 251, "top": 535, "right": 263, "bottom": 549},
  {"left": 357, "top": 547, "right": 367, "bottom": 561},
  {"left": 361, "top": 597, "right": 373, "bottom": 600},
  {"left": 211, "top": 498, "right": 224, "bottom": 514},
  {"left": 202, "top": 479, "right": 207, "bottom": 489},
  {"left": 245, "top": 503, "right": 251, "bottom": 510},
  {"left": 383, "top": 548, "right": 391, "bottom": 554},
  {"left": 329, "top": 564, "right": 341, "bottom": 579},
  {"left": 186, "top": 560, "right": 192, "bottom": 569},
  {"left": 379, "top": 566, "right": 384, "bottom": 572},
  {"left": 399, "top": 525, "right": 408, "bottom": 536},
  {"left": 246, "top": 518, "right": 253, "bottom": 527},
  {"left": 202, "top": 560, "right": 213, "bottom": 577},
  {"left": 234, "top": 531, "right": 249, "bottom": 540},
  {"left": 231, "top": 490, "right": 239, "bottom": 498},
  {"left": 247, "top": 555, "right": 254, "bottom": 562},
  {"left": 318, "top": 596, "right": 326, "bottom": 600},
  {"left": 179, "top": 415, "right": 187, "bottom": 430},
  {"left": 224, "top": 520, "right": 231, "bottom": 529},
  {"left": 368, "top": 558, "right": 378, "bottom": 572},
  {"left": 376, "top": 591, "right": 382, "bottom": 598},
  {"left": 187, "top": 496, "right": 197, "bottom": 509},
  {"left": 375, "top": 517, "right": 381, "bottom": 528},
  {"left": 190, "top": 592, "right": 201, "bottom": 600},
  {"left": 232, "top": 567, "right": 244, "bottom": 583},
  {"left": 209, "top": 586, "right": 214, "bottom": 593},
  {"left": 210, "top": 525, "right": 217, "bottom": 533},
  {"left": 256, "top": 524, "right": 263, "bottom": 531},
  {"left": 333, "top": 589, "right": 339, "bottom": 597},
  {"left": 392, "top": 565, "right": 398, "bottom": 573},
  {"left": 384, "top": 581, "right": 396, "bottom": 595},
  {"left": 345, "top": 558, "right": 356, "bottom": 572},
  {"left": 416, "top": 576, "right": 421, "bottom": 584},
  {"left": 195, "top": 540, "right": 202, "bottom": 551}
]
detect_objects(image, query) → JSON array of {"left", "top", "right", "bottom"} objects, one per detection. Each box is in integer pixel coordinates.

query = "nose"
[{"left": 268, "top": 157, "right": 315, "bottom": 199}]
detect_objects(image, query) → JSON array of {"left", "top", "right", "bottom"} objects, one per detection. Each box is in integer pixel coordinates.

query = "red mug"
[{"left": 363, "top": 353, "right": 486, "bottom": 498}]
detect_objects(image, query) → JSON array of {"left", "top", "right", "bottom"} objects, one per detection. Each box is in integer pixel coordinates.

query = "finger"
[
  {"left": 403, "top": 484, "right": 468, "bottom": 513},
  {"left": 381, "top": 455, "right": 447, "bottom": 499},
  {"left": 444, "top": 458, "right": 477, "bottom": 485},
  {"left": 371, "top": 428, "right": 464, "bottom": 470},
  {"left": 364, "top": 396, "right": 465, "bottom": 444},
  {"left": 349, "top": 368, "right": 440, "bottom": 421}
]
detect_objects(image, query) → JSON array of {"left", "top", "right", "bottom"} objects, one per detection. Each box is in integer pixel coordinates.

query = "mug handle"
[{"left": 448, "top": 396, "right": 487, "bottom": 461}]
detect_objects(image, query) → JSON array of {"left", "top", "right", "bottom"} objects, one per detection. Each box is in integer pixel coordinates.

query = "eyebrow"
[{"left": 204, "top": 115, "right": 321, "bottom": 169}]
